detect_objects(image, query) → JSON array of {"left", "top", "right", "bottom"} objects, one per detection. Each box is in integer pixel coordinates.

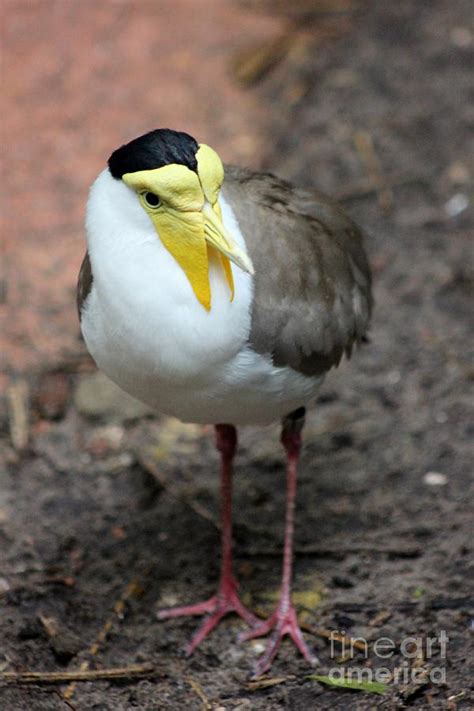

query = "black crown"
[{"left": 108, "top": 129, "right": 199, "bottom": 179}]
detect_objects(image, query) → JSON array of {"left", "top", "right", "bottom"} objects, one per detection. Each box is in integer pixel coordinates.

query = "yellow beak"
[{"left": 202, "top": 203, "right": 254, "bottom": 275}]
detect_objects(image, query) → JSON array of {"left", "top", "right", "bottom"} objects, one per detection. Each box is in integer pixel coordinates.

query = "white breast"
[{"left": 81, "top": 170, "right": 322, "bottom": 425}]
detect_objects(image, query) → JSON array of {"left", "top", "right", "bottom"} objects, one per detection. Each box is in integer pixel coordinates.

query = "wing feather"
[
  {"left": 222, "top": 166, "right": 372, "bottom": 376},
  {"left": 76, "top": 251, "right": 93, "bottom": 319}
]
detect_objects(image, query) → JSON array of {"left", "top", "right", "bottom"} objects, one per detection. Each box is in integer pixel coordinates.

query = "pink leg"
[
  {"left": 158, "top": 424, "right": 258, "bottom": 655},
  {"left": 239, "top": 409, "right": 318, "bottom": 676}
]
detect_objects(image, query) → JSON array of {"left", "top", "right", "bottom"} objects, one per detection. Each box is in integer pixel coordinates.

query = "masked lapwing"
[{"left": 77, "top": 128, "right": 372, "bottom": 675}]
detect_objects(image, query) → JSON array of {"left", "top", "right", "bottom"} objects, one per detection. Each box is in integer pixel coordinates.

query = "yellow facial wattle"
[
  {"left": 122, "top": 146, "right": 253, "bottom": 311},
  {"left": 196, "top": 144, "right": 224, "bottom": 205}
]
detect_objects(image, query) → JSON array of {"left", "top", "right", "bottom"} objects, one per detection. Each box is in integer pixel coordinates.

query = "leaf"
[{"left": 307, "top": 674, "right": 388, "bottom": 695}]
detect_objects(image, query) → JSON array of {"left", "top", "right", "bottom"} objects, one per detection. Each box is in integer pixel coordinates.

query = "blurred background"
[{"left": 1, "top": 1, "right": 473, "bottom": 709}]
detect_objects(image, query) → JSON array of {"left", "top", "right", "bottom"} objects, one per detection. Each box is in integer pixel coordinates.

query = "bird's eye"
[{"left": 143, "top": 191, "right": 161, "bottom": 208}]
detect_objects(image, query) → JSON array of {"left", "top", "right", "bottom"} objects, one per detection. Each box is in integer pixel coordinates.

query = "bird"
[{"left": 77, "top": 128, "right": 372, "bottom": 676}]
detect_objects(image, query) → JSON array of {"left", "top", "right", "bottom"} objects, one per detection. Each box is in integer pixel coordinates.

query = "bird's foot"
[
  {"left": 157, "top": 576, "right": 259, "bottom": 655},
  {"left": 238, "top": 600, "right": 318, "bottom": 677}
]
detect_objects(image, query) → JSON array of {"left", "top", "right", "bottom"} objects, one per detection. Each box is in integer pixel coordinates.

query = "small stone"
[
  {"left": 85, "top": 424, "right": 125, "bottom": 456},
  {"left": 423, "top": 471, "right": 448, "bottom": 486},
  {"left": 445, "top": 193, "right": 469, "bottom": 217},
  {"left": 250, "top": 640, "right": 266, "bottom": 655},
  {"left": 387, "top": 370, "right": 401, "bottom": 385},
  {"left": 74, "top": 372, "right": 152, "bottom": 421},
  {"left": 447, "top": 161, "right": 470, "bottom": 185},
  {"left": 156, "top": 593, "right": 179, "bottom": 611},
  {"left": 49, "top": 630, "right": 83, "bottom": 663}
]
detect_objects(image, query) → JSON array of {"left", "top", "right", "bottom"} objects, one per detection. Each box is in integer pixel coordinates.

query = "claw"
[
  {"left": 158, "top": 577, "right": 259, "bottom": 654},
  {"left": 239, "top": 602, "right": 318, "bottom": 676}
]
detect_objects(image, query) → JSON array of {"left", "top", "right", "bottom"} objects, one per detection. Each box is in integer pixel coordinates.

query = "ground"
[{"left": 1, "top": 1, "right": 473, "bottom": 709}]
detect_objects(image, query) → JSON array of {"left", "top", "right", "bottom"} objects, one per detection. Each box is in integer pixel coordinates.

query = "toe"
[
  {"left": 185, "top": 609, "right": 225, "bottom": 656},
  {"left": 237, "top": 616, "right": 275, "bottom": 643}
]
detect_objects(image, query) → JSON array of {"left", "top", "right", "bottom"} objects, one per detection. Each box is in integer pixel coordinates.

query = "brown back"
[{"left": 222, "top": 165, "right": 372, "bottom": 376}]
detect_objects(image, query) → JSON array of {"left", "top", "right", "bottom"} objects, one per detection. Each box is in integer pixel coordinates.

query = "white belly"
[
  {"left": 84, "top": 314, "right": 322, "bottom": 426},
  {"left": 81, "top": 180, "right": 323, "bottom": 425},
  {"left": 82, "top": 277, "right": 323, "bottom": 425}
]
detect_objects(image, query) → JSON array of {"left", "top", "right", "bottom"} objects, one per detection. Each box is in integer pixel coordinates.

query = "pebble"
[
  {"left": 85, "top": 424, "right": 125, "bottom": 456},
  {"left": 445, "top": 193, "right": 469, "bottom": 217},
  {"left": 156, "top": 594, "right": 179, "bottom": 611},
  {"left": 447, "top": 160, "right": 470, "bottom": 185},
  {"left": 387, "top": 370, "right": 401, "bottom": 385},
  {"left": 250, "top": 641, "right": 266, "bottom": 655},
  {"left": 74, "top": 372, "right": 152, "bottom": 421},
  {"left": 423, "top": 471, "right": 448, "bottom": 486}
]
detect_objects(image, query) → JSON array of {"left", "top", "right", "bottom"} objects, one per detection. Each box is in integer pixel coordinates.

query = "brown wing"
[
  {"left": 222, "top": 166, "right": 372, "bottom": 376},
  {"left": 76, "top": 251, "right": 93, "bottom": 320}
]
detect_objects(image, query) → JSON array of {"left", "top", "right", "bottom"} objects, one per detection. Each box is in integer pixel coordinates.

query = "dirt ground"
[{"left": 1, "top": 1, "right": 473, "bottom": 710}]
